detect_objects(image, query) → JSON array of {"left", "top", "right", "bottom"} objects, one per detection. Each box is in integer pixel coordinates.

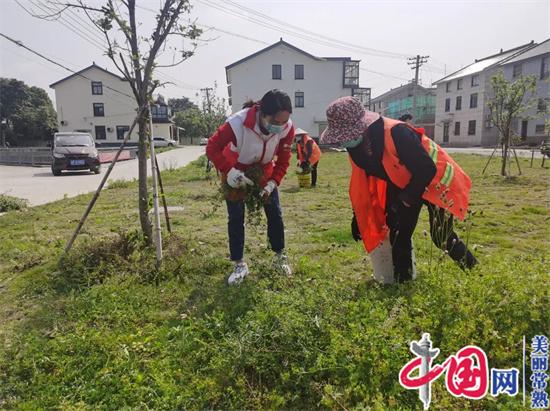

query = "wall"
[
  {"left": 52, "top": 67, "right": 138, "bottom": 143},
  {"left": 227, "top": 44, "right": 353, "bottom": 138}
]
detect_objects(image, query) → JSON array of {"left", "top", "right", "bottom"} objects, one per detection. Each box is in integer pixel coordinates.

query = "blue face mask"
[{"left": 266, "top": 122, "right": 285, "bottom": 134}]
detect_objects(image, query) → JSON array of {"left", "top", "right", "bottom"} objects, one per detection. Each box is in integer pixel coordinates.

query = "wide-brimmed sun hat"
[{"left": 320, "top": 96, "right": 380, "bottom": 144}]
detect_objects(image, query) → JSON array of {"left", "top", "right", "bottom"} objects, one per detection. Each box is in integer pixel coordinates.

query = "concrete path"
[{"left": 0, "top": 146, "right": 204, "bottom": 206}]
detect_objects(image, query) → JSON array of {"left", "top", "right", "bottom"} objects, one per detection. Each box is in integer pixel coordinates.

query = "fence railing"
[
  {"left": 0, "top": 147, "right": 137, "bottom": 166},
  {"left": 0, "top": 147, "right": 52, "bottom": 166}
]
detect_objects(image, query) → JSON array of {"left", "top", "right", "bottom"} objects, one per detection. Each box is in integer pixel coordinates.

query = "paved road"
[{"left": 0, "top": 146, "right": 204, "bottom": 206}]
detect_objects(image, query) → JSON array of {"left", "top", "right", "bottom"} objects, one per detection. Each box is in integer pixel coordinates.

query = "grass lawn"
[{"left": 0, "top": 152, "right": 548, "bottom": 410}]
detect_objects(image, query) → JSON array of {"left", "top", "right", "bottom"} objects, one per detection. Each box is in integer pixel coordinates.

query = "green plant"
[{"left": 0, "top": 194, "right": 27, "bottom": 212}]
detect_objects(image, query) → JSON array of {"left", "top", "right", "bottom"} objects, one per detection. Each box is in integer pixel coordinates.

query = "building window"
[
  {"left": 457, "top": 79, "right": 463, "bottom": 90},
  {"left": 537, "top": 98, "right": 548, "bottom": 113},
  {"left": 352, "top": 87, "right": 371, "bottom": 107},
  {"left": 468, "top": 120, "right": 476, "bottom": 135},
  {"left": 485, "top": 115, "right": 493, "bottom": 129},
  {"left": 512, "top": 64, "right": 522, "bottom": 78},
  {"left": 454, "top": 121, "right": 460, "bottom": 136},
  {"left": 445, "top": 98, "right": 451, "bottom": 112},
  {"left": 116, "top": 125, "right": 130, "bottom": 140},
  {"left": 541, "top": 56, "right": 549, "bottom": 80},
  {"left": 511, "top": 118, "right": 518, "bottom": 133},
  {"left": 93, "top": 103, "right": 104, "bottom": 117},
  {"left": 443, "top": 122, "right": 450, "bottom": 143},
  {"left": 295, "top": 64, "right": 304, "bottom": 80},
  {"left": 446, "top": 82, "right": 451, "bottom": 92},
  {"left": 470, "top": 93, "right": 478, "bottom": 109},
  {"left": 151, "top": 105, "right": 168, "bottom": 118},
  {"left": 343, "top": 60, "right": 359, "bottom": 88},
  {"left": 535, "top": 124, "right": 546, "bottom": 134},
  {"left": 272, "top": 64, "right": 282, "bottom": 80},
  {"left": 471, "top": 74, "right": 479, "bottom": 87},
  {"left": 91, "top": 81, "right": 103, "bottom": 95},
  {"left": 456, "top": 96, "right": 462, "bottom": 110},
  {"left": 295, "top": 91, "right": 304, "bottom": 108},
  {"left": 95, "top": 125, "right": 106, "bottom": 140}
]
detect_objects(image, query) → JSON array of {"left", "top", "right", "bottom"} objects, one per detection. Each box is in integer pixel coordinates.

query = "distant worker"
[
  {"left": 294, "top": 128, "right": 321, "bottom": 187},
  {"left": 399, "top": 113, "right": 413, "bottom": 124}
]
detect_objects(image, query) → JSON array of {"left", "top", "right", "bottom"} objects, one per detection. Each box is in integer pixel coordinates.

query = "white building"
[
  {"left": 497, "top": 39, "right": 550, "bottom": 144},
  {"left": 433, "top": 40, "right": 549, "bottom": 147},
  {"left": 50, "top": 64, "right": 176, "bottom": 145},
  {"left": 225, "top": 39, "right": 370, "bottom": 139}
]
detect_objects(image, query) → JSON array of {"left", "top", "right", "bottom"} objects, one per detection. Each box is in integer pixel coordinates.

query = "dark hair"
[
  {"left": 242, "top": 89, "right": 292, "bottom": 115},
  {"left": 399, "top": 113, "right": 413, "bottom": 122}
]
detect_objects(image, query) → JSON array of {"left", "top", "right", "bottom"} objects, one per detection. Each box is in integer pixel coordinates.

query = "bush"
[{"left": 0, "top": 194, "right": 27, "bottom": 212}]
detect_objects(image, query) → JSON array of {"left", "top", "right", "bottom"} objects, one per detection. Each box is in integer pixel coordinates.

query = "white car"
[
  {"left": 199, "top": 137, "right": 209, "bottom": 146},
  {"left": 153, "top": 137, "right": 177, "bottom": 147}
]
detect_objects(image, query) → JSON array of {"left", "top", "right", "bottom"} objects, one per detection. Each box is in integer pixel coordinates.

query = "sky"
[{"left": 1, "top": 0, "right": 549, "bottom": 108}]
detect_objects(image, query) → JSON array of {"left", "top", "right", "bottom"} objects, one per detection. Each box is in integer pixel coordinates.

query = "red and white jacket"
[{"left": 206, "top": 105, "right": 295, "bottom": 186}]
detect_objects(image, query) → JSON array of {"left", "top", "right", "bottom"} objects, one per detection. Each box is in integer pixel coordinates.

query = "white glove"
[
  {"left": 261, "top": 180, "right": 277, "bottom": 198},
  {"left": 226, "top": 167, "right": 253, "bottom": 189}
]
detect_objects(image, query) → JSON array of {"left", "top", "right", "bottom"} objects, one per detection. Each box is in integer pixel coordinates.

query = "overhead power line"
[
  {"left": 0, "top": 32, "right": 134, "bottom": 100},
  {"left": 14, "top": 0, "right": 202, "bottom": 93}
]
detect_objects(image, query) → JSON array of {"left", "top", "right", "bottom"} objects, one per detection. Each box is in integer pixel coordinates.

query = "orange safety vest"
[
  {"left": 296, "top": 135, "right": 321, "bottom": 165},
  {"left": 350, "top": 117, "right": 472, "bottom": 253}
]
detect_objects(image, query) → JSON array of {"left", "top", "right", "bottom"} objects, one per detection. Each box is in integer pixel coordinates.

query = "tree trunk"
[
  {"left": 501, "top": 133, "right": 509, "bottom": 177},
  {"left": 138, "top": 114, "right": 153, "bottom": 244}
]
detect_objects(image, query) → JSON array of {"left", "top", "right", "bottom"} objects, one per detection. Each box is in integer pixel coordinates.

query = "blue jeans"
[{"left": 226, "top": 188, "right": 285, "bottom": 261}]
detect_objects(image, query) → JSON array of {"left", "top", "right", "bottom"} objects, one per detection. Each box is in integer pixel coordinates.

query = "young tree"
[
  {"left": 200, "top": 85, "right": 228, "bottom": 138},
  {"left": 54, "top": 0, "right": 202, "bottom": 244},
  {"left": 486, "top": 71, "right": 537, "bottom": 176},
  {"left": 173, "top": 87, "right": 228, "bottom": 143}
]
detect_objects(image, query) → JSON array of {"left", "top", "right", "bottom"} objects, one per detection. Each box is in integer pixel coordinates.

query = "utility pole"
[
  {"left": 200, "top": 86, "right": 214, "bottom": 172},
  {"left": 408, "top": 55, "right": 429, "bottom": 120},
  {"left": 200, "top": 87, "right": 213, "bottom": 115}
]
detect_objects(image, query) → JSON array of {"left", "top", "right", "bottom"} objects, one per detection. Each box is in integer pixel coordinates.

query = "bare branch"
[{"left": 55, "top": 1, "right": 104, "bottom": 12}]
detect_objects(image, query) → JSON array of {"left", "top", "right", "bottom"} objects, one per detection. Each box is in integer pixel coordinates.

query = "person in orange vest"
[
  {"left": 398, "top": 113, "right": 414, "bottom": 124},
  {"left": 399, "top": 113, "right": 427, "bottom": 136},
  {"left": 321, "top": 97, "right": 477, "bottom": 283},
  {"left": 294, "top": 128, "right": 321, "bottom": 187}
]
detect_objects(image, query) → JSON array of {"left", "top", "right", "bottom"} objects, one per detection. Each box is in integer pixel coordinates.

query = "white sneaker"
[
  {"left": 228, "top": 261, "right": 249, "bottom": 285},
  {"left": 274, "top": 252, "right": 292, "bottom": 277}
]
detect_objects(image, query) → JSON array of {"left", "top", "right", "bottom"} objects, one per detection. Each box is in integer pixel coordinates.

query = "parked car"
[
  {"left": 153, "top": 137, "right": 177, "bottom": 147},
  {"left": 199, "top": 137, "right": 209, "bottom": 146},
  {"left": 51, "top": 132, "right": 100, "bottom": 176}
]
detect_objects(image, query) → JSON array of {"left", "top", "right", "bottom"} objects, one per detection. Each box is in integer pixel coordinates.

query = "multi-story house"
[
  {"left": 50, "top": 64, "right": 176, "bottom": 145},
  {"left": 370, "top": 82, "right": 436, "bottom": 138},
  {"left": 433, "top": 40, "right": 549, "bottom": 147},
  {"left": 225, "top": 39, "right": 370, "bottom": 139}
]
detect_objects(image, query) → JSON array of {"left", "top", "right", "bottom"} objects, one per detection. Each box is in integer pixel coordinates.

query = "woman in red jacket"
[{"left": 206, "top": 90, "right": 295, "bottom": 285}]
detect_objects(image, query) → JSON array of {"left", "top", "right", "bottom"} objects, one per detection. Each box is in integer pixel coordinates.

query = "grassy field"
[{"left": 0, "top": 152, "right": 549, "bottom": 410}]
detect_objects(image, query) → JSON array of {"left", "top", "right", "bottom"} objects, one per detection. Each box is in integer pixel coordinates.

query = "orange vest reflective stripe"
[
  {"left": 382, "top": 117, "right": 471, "bottom": 220},
  {"left": 348, "top": 117, "right": 472, "bottom": 253},
  {"left": 297, "top": 135, "right": 321, "bottom": 165}
]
